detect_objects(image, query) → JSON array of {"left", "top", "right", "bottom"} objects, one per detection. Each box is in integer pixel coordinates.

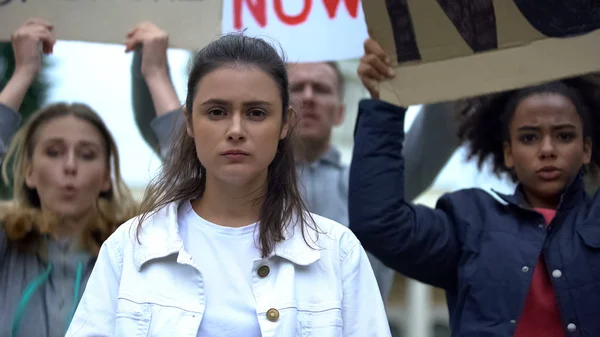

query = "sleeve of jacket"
[
  {"left": 150, "top": 109, "right": 184, "bottom": 159},
  {"left": 365, "top": 252, "right": 395, "bottom": 304},
  {"left": 341, "top": 238, "right": 392, "bottom": 337},
  {"left": 403, "top": 102, "right": 459, "bottom": 201},
  {"left": 349, "top": 99, "right": 460, "bottom": 290},
  {"left": 131, "top": 48, "right": 185, "bottom": 160},
  {"left": 0, "top": 103, "right": 21, "bottom": 162},
  {"left": 131, "top": 48, "right": 161, "bottom": 155},
  {"left": 0, "top": 226, "right": 7, "bottom": 263},
  {"left": 66, "top": 237, "right": 122, "bottom": 337},
  {"left": 339, "top": 164, "right": 395, "bottom": 302}
]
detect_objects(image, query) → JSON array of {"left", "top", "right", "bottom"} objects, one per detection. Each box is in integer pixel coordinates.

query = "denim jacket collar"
[{"left": 132, "top": 201, "right": 321, "bottom": 271}]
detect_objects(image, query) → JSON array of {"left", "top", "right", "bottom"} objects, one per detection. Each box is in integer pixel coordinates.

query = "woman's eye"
[
  {"left": 557, "top": 132, "right": 575, "bottom": 142},
  {"left": 80, "top": 151, "right": 97, "bottom": 161},
  {"left": 519, "top": 134, "right": 537, "bottom": 143},
  {"left": 45, "top": 148, "right": 61, "bottom": 158},
  {"left": 248, "top": 109, "right": 267, "bottom": 120},
  {"left": 207, "top": 108, "right": 227, "bottom": 118}
]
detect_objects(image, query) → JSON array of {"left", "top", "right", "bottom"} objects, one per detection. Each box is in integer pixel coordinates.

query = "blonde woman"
[{"left": 0, "top": 18, "right": 137, "bottom": 337}]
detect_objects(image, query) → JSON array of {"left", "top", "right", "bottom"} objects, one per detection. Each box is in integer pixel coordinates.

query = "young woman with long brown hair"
[{"left": 67, "top": 33, "right": 390, "bottom": 337}]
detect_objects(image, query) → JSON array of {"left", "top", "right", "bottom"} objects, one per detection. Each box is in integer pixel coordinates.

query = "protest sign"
[
  {"left": 0, "top": 0, "right": 223, "bottom": 51},
  {"left": 0, "top": 0, "right": 368, "bottom": 62},
  {"left": 363, "top": 0, "right": 600, "bottom": 106},
  {"left": 222, "top": 0, "right": 368, "bottom": 62}
]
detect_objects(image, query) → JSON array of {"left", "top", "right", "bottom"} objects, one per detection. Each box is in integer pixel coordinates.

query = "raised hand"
[
  {"left": 0, "top": 18, "right": 55, "bottom": 111},
  {"left": 358, "top": 38, "right": 395, "bottom": 99},
  {"left": 125, "top": 21, "right": 179, "bottom": 119},
  {"left": 11, "top": 17, "right": 55, "bottom": 78},
  {"left": 125, "top": 22, "right": 169, "bottom": 80}
]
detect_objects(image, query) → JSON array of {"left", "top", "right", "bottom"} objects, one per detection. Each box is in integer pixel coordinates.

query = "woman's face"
[
  {"left": 503, "top": 93, "right": 591, "bottom": 208},
  {"left": 187, "top": 65, "right": 288, "bottom": 186},
  {"left": 25, "top": 115, "right": 111, "bottom": 219}
]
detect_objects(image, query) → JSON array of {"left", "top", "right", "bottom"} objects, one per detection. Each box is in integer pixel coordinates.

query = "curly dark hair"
[{"left": 456, "top": 74, "right": 600, "bottom": 181}]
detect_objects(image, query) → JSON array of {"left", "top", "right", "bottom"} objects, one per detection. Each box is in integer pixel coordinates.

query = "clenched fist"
[
  {"left": 11, "top": 18, "right": 56, "bottom": 77},
  {"left": 357, "top": 38, "right": 395, "bottom": 99},
  {"left": 125, "top": 22, "right": 169, "bottom": 80}
]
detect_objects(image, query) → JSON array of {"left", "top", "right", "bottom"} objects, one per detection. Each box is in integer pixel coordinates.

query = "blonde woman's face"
[{"left": 25, "top": 116, "right": 111, "bottom": 219}]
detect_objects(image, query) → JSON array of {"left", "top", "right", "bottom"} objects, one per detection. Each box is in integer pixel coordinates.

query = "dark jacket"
[
  {"left": 0, "top": 103, "right": 21, "bottom": 160},
  {"left": 349, "top": 99, "right": 600, "bottom": 336}
]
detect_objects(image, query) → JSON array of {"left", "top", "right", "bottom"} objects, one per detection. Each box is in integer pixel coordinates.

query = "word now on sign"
[
  {"left": 0, "top": 0, "right": 368, "bottom": 63},
  {"left": 225, "top": 0, "right": 367, "bottom": 61},
  {"left": 232, "top": 0, "right": 360, "bottom": 28}
]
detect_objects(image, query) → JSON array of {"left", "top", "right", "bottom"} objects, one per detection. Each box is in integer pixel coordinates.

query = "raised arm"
[
  {"left": 351, "top": 39, "right": 463, "bottom": 288},
  {"left": 349, "top": 98, "right": 461, "bottom": 289},
  {"left": 126, "top": 22, "right": 182, "bottom": 158},
  {"left": 0, "top": 105, "right": 21, "bottom": 161},
  {"left": 130, "top": 48, "right": 160, "bottom": 154},
  {"left": 0, "top": 18, "right": 54, "bottom": 159},
  {"left": 358, "top": 38, "right": 459, "bottom": 201}
]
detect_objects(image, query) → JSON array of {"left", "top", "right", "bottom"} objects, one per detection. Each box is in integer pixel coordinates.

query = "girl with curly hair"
[{"left": 350, "top": 38, "right": 600, "bottom": 336}]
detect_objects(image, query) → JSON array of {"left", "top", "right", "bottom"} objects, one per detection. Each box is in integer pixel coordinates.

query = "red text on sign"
[{"left": 233, "top": 0, "right": 361, "bottom": 29}]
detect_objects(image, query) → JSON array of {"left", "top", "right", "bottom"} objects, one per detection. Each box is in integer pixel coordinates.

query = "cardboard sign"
[
  {"left": 0, "top": 0, "right": 368, "bottom": 62},
  {"left": 0, "top": 0, "right": 223, "bottom": 51},
  {"left": 364, "top": 0, "right": 600, "bottom": 106}
]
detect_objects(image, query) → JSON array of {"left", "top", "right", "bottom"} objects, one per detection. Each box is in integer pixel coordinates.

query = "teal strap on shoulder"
[
  {"left": 12, "top": 263, "right": 53, "bottom": 337},
  {"left": 66, "top": 261, "right": 83, "bottom": 332}
]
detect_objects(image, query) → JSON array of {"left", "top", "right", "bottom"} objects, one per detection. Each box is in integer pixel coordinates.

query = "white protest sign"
[
  {"left": 221, "top": 0, "right": 368, "bottom": 62},
  {"left": 0, "top": 0, "right": 368, "bottom": 62}
]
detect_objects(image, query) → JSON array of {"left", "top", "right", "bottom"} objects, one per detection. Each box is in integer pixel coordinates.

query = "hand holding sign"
[
  {"left": 11, "top": 17, "right": 55, "bottom": 77},
  {"left": 0, "top": 17, "right": 55, "bottom": 111},
  {"left": 363, "top": 0, "right": 600, "bottom": 106},
  {"left": 126, "top": 21, "right": 180, "bottom": 118},
  {"left": 125, "top": 22, "right": 169, "bottom": 81},
  {"left": 358, "top": 38, "right": 395, "bottom": 99}
]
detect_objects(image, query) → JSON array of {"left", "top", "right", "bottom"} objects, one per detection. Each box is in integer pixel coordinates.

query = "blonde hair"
[{"left": 1, "top": 103, "right": 138, "bottom": 256}]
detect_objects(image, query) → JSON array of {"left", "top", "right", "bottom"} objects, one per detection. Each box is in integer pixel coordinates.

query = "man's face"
[{"left": 288, "top": 62, "right": 345, "bottom": 147}]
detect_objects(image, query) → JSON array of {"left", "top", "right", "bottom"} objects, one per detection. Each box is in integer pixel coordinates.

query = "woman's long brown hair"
[{"left": 136, "top": 34, "right": 317, "bottom": 258}]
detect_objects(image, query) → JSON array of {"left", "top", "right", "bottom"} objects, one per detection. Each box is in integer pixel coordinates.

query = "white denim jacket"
[{"left": 65, "top": 201, "right": 391, "bottom": 337}]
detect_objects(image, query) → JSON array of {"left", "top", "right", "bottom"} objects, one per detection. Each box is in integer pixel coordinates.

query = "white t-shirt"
[{"left": 178, "top": 201, "right": 263, "bottom": 337}]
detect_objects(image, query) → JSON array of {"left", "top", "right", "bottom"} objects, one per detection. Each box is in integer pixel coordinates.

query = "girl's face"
[
  {"left": 503, "top": 93, "right": 591, "bottom": 208},
  {"left": 186, "top": 65, "right": 288, "bottom": 187}
]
